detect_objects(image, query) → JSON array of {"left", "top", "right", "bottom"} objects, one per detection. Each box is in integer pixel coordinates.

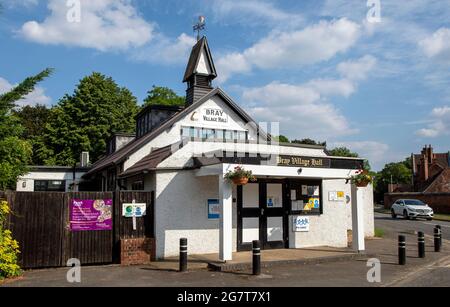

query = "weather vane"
[{"left": 193, "top": 16, "right": 206, "bottom": 41}]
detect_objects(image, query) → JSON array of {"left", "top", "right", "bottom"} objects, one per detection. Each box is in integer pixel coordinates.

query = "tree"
[
  {"left": 37, "top": 72, "right": 139, "bottom": 165},
  {"left": 143, "top": 86, "right": 185, "bottom": 107},
  {"left": 13, "top": 104, "right": 52, "bottom": 165},
  {"left": 0, "top": 68, "right": 52, "bottom": 189},
  {"left": 328, "top": 146, "right": 359, "bottom": 158},
  {"left": 291, "top": 138, "right": 326, "bottom": 147},
  {"left": 273, "top": 135, "right": 289, "bottom": 143},
  {"left": 373, "top": 159, "right": 412, "bottom": 202},
  {"left": 13, "top": 104, "right": 51, "bottom": 139}
]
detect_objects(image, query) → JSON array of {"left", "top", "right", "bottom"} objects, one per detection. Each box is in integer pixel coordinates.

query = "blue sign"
[{"left": 208, "top": 199, "right": 220, "bottom": 219}]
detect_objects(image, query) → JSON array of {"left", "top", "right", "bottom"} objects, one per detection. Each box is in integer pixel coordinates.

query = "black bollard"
[
  {"left": 418, "top": 231, "right": 425, "bottom": 258},
  {"left": 252, "top": 240, "right": 261, "bottom": 276},
  {"left": 179, "top": 238, "right": 188, "bottom": 272},
  {"left": 436, "top": 225, "right": 442, "bottom": 248},
  {"left": 398, "top": 235, "right": 406, "bottom": 265},
  {"left": 434, "top": 227, "right": 441, "bottom": 252}
]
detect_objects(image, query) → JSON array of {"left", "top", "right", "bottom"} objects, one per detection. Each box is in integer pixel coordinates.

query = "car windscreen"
[{"left": 404, "top": 200, "right": 425, "bottom": 206}]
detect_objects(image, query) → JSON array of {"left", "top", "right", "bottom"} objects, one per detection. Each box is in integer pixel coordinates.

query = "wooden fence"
[{"left": 0, "top": 191, "right": 154, "bottom": 269}]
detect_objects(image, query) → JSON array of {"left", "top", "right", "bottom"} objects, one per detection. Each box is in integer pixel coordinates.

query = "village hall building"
[{"left": 83, "top": 36, "right": 374, "bottom": 261}]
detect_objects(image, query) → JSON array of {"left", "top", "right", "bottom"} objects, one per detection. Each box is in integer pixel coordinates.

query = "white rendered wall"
[
  {"left": 289, "top": 179, "right": 350, "bottom": 249},
  {"left": 154, "top": 170, "right": 238, "bottom": 259},
  {"left": 16, "top": 171, "right": 86, "bottom": 192}
]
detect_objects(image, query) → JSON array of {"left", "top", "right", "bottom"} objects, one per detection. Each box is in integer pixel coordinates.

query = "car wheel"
[
  {"left": 403, "top": 210, "right": 410, "bottom": 220},
  {"left": 391, "top": 210, "right": 397, "bottom": 219}
]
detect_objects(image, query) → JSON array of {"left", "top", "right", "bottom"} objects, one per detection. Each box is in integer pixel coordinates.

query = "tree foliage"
[
  {"left": 0, "top": 69, "right": 51, "bottom": 189},
  {"left": 291, "top": 138, "right": 326, "bottom": 146},
  {"left": 143, "top": 86, "right": 185, "bottom": 107},
  {"left": 328, "top": 146, "right": 359, "bottom": 158},
  {"left": 273, "top": 135, "right": 289, "bottom": 143},
  {"left": 13, "top": 105, "right": 52, "bottom": 165},
  {"left": 36, "top": 72, "right": 139, "bottom": 165}
]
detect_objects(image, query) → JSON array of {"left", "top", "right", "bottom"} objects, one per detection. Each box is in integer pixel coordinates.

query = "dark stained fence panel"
[
  {"left": 63, "top": 192, "right": 114, "bottom": 265},
  {"left": 2, "top": 190, "right": 154, "bottom": 269},
  {"left": 6, "top": 192, "right": 66, "bottom": 269}
]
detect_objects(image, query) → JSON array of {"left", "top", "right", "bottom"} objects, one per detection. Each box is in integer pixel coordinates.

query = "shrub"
[{"left": 0, "top": 200, "right": 21, "bottom": 279}]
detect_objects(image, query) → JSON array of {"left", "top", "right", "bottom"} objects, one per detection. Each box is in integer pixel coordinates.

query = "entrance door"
[{"left": 237, "top": 182, "right": 287, "bottom": 251}]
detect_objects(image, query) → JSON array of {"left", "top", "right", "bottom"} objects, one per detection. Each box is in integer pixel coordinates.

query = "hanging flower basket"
[
  {"left": 232, "top": 177, "right": 249, "bottom": 185},
  {"left": 347, "top": 169, "right": 373, "bottom": 188},
  {"left": 224, "top": 166, "right": 256, "bottom": 186}
]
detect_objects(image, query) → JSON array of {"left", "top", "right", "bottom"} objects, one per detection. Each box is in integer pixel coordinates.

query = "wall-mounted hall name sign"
[
  {"left": 276, "top": 155, "right": 331, "bottom": 168},
  {"left": 202, "top": 108, "right": 228, "bottom": 123}
]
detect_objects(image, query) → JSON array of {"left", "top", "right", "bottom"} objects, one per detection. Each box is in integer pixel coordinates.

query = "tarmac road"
[{"left": 374, "top": 212, "right": 450, "bottom": 241}]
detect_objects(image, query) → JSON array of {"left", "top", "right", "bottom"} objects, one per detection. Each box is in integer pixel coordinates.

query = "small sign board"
[
  {"left": 328, "top": 191, "right": 345, "bottom": 202},
  {"left": 208, "top": 199, "right": 220, "bottom": 219},
  {"left": 293, "top": 216, "right": 310, "bottom": 232},
  {"left": 122, "top": 203, "right": 147, "bottom": 217}
]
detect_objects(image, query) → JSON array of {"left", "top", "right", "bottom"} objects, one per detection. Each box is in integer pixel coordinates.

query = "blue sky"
[{"left": 1, "top": 0, "right": 450, "bottom": 170}]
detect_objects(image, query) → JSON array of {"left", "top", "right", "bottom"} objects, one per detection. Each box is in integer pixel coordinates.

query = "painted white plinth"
[
  {"left": 219, "top": 175, "right": 233, "bottom": 261},
  {"left": 351, "top": 185, "right": 365, "bottom": 252}
]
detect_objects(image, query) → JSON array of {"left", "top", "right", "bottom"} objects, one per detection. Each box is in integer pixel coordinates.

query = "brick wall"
[
  {"left": 120, "top": 238, "right": 155, "bottom": 266},
  {"left": 384, "top": 192, "right": 450, "bottom": 214}
]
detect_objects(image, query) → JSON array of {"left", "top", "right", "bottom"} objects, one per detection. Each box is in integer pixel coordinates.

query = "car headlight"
[{"left": 408, "top": 207, "right": 416, "bottom": 212}]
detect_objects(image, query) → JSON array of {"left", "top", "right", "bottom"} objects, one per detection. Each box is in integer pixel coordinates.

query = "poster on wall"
[
  {"left": 70, "top": 199, "right": 113, "bottom": 231},
  {"left": 294, "top": 216, "right": 310, "bottom": 232},
  {"left": 208, "top": 199, "right": 220, "bottom": 219},
  {"left": 329, "top": 191, "right": 345, "bottom": 202}
]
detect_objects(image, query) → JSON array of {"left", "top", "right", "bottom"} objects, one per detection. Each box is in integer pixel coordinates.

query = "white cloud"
[
  {"left": 241, "top": 55, "right": 377, "bottom": 140},
  {"left": 337, "top": 55, "right": 377, "bottom": 81},
  {"left": 329, "top": 140, "right": 390, "bottom": 170},
  {"left": 209, "top": 0, "right": 303, "bottom": 28},
  {"left": 242, "top": 80, "right": 357, "bottom": 140},
  {"left": 419, "top": 28, "right": 450, "bottom": 63},
  {"left": 131, "top": 33, "right": 196, "bottom": 65},
  {"left": 20, "top": 0, "right": 154, "bottom": 51},
  {"left": 416, "top": 106, "right": 450, "bottom": 137},
  {"left": 217, "top": 18, "right": 361, "bottom": 82},
  {"left": 0, "top": 77, "right": 52, "bottom": 107}
]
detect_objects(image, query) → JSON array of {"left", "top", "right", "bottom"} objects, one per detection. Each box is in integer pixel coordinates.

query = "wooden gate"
[{"left": 1, "top": 191, "right": 154, "bottom": 269}]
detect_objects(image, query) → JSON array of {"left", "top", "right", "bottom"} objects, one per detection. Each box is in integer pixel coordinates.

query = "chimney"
[
  {"left": 427, "top": 145, "right": 433, "bottom": 164},
  {"left": 423, "top": 155, "right": 429, "bottom": 181},
  {"left": 80, "top": 152, "right": 90, "bottom": 167}
]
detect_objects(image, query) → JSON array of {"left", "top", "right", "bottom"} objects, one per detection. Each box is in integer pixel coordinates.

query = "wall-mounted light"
[
  {"left": 297, "top": 168, "right": 303, "bottom": 175},
  {"left": 22, "top": 181, "right": 27, "bottom": 188}
]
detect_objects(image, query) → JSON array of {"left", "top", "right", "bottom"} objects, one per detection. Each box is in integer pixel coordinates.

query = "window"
[
  {"left": 181, "top": 126, "right": 248, "bottom": 142},
  {"left": 289, "top": 180, "right": 322, "bottom": 215},
  {"left": 34, "top": 180, "right": 66, "bottom": 192}
]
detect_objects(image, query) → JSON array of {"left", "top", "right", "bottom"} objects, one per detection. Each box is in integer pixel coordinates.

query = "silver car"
[{"left": 391, "top": 199, "right": 434, "bottom": 221}]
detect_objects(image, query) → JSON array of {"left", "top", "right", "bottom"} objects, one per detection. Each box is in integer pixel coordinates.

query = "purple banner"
[{"left": 70, "top": 199, "right": 113, "bottom": 231}]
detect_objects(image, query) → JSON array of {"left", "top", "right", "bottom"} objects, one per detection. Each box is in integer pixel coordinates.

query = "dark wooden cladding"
[{"left": 2, "top": 190, "right": 154, "bottom": 269}]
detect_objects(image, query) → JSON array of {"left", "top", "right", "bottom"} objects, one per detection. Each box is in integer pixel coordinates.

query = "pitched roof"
[
  {"left": 183, "top": 36, "right": 217, "bottom": 82},
  {"left": 84, "top": 87, "right": 269, "bottom": 178},
  {"left": 424, "top": 168, "right": 450, "bottom": 192},
  {"left": 118, "top": 145, "right": 175, "bottom": 178}
]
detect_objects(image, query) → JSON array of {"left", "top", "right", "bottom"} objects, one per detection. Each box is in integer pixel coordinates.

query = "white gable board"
[{"left": 195, "top": 49, "right": 212, "bottom": 75}]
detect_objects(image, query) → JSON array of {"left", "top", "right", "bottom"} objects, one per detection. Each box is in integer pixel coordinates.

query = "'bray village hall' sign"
[{"left": 277, "top": 156, "right": 331, "bottom": 168}]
